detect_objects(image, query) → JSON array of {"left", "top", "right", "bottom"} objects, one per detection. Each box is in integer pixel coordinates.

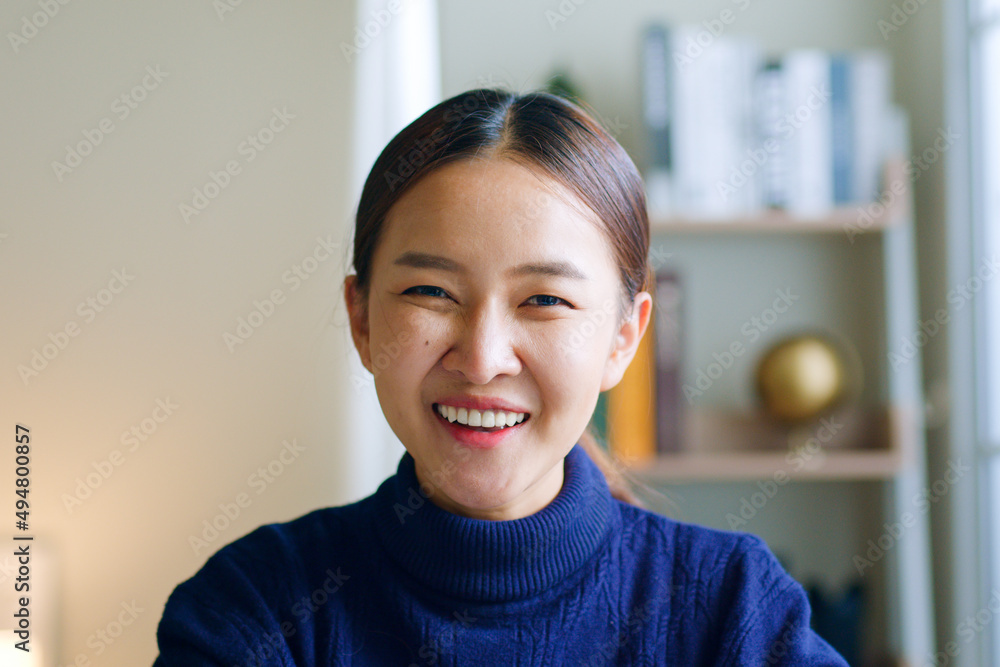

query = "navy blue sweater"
[{"left": 153, "top": 443, "right": 849, "bottom": 666}]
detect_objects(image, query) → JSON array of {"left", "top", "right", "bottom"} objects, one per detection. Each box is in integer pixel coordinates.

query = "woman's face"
[{"left": 345, "top": 156, "right": 651, "bottom": 521}]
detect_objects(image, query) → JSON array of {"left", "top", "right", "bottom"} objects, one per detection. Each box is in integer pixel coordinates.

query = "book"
[
  {"left": 655, "top": 270, "right": 684, "bottom": 453},
  {"left": 782, "top": 49, "right": 834, "bottom": 216},
  {"left": 641, "top": 24, "right": 673, "bottom": 217},
  {"left": 830, "top": 54, "right": 854, "bottom": 205},
  {"left": 670, "top": 26, "right": 761, "bottom": 218},
  {"left": 754, "top": 59, "right": 788, "bottom": 209},
  {"left": 850, "top": 50, "right": 892, "bottom": 203}
]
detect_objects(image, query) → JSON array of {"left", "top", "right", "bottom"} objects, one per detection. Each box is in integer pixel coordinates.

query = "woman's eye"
[
  {"left": 527, "top": 294, "right": 571, "bottom": 308},
  {"left": 403, "top": 285, "right": 449, "bottom": 299}
]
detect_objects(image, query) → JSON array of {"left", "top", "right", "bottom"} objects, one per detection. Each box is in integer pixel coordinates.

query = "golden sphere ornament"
[{"left": 754, "top": 333, "right": 861, "bottom": 423}]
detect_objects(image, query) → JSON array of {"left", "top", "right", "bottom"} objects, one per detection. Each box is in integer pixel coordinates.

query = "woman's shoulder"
[
  {"left": 614, "top": 500, "right": 773, "bottom": 570},
  {"left": 611, "top": 500, "right": 803, "bottom": 608},
  {"left": 171, "top": 496, "right": 374, "bottom": 608},
  {"left": 226, "top": 498, "right": 370, "bottom": 558},
  {"left": 612, "top": 502, "right": 849, "bottom": 663},
  {"left": 155, "top": 499, "right": 375, "bottom": 663}
]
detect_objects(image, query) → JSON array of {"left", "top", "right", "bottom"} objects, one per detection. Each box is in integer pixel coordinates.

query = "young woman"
[{"left": 154, "top": 88, "right": 849, "bottom": 666}]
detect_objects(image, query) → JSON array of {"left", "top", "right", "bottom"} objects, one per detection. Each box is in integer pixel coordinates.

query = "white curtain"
[{"left": 343, "top": 0, "right": 442, "bottom": 498}]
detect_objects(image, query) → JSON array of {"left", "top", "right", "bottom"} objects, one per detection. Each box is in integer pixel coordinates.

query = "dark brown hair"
[{"left": 347, "top": 87, "right": 656, "bottom": 508}]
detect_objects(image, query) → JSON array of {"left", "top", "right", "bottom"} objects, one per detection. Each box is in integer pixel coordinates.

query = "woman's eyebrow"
[{"left": 392, "top": 251, "right": 590, "bottom": 281}]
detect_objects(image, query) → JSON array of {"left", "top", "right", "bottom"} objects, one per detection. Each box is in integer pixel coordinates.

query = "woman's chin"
[{"left": 427, "top": 479, "right": 524, "bottom": 518}]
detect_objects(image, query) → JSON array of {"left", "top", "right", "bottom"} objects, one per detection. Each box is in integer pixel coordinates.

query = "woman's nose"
[{"left": 441, "top": 303, "right": 522, "bottom": 384}]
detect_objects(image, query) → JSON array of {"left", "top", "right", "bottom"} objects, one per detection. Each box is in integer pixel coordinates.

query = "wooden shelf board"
[
  {"left": 625, "top": 447, "right": 906, "bottom": 481},
  {"left": 608, "top": 404, "right": 916, "bottom": 482},
  {"left": 649, "top": 206, "right": 905, "bottom": 234}
]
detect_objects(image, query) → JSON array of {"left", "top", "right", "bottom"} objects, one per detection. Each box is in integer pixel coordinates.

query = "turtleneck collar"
[{"left": 372, "top": 442, "right": 618, "bottom": 604}]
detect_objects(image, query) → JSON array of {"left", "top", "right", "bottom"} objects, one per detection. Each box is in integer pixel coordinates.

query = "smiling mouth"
[{"left": 432, "top": 403, "right": 530, "bottom": 432}]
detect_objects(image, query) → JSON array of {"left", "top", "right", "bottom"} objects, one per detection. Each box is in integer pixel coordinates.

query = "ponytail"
[{"left": 577, "top": 425, "right": 647, "bottom": 509}]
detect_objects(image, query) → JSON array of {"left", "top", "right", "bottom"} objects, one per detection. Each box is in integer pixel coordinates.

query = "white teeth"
[{"left": 436, "top": 404, "right": 526, "bottom": 428}]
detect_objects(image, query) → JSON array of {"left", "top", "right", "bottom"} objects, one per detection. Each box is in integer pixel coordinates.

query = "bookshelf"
[
  {"left": 604, "top": 159, "right": 919, "bottom": 482},
  {"left": 599, "top": 148, "right": 931, "bottom": 662},
  {"left": 607, "top": 158, "right": 919, "bottom": 484}
]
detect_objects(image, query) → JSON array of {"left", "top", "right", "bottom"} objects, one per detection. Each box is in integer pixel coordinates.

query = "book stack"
[{"left": 641, "top": 24, "right": 894, "bottom": 219}]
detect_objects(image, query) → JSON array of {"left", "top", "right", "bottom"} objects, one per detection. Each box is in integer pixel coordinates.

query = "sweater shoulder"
[
  {"left": 229, "top": 498, "right": 369, "bottom": 561},
  {"left": 156, "top": 497, "right": 375, "bottom": 663},
  {"left": 176, "top": 495, "right": 373, "bottom": 608},
  {"left": 612, "top": 501, "right": 794, "bottom": 608},
  {"left": 613, "top": 502, "right": 824, "bottom": 661},
  {"left": 614, "top": 500, "right": 767, "bottom": 570}
]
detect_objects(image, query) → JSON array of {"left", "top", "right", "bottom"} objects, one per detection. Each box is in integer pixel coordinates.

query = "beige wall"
[{"left": 1, "top": 1, "right": 358, "bottom": 664}]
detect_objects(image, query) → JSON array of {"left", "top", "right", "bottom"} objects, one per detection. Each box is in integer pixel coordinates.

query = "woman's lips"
[{"left": 431, "top": 404, "right": 529, "bottom": 448}]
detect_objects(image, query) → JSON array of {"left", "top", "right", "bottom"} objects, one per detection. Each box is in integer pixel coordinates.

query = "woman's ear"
[
  {"left": 343, "top": 275, "right": 372, "bottom": 373},
  {"left": 600, "top": 292, "right": 653, "bottom": 392}
]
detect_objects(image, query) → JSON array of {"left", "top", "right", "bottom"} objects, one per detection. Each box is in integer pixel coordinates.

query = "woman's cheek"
[
  {"left": 548, "top": 322, "right": 603, "bottom": 368},
  {"left": 367, "top": 317, "right": 425, "bottom": 380}
]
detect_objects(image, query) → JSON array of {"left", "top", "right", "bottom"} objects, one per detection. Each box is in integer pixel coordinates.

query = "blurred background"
[{"left": 0, "top": 0, "right": 995, "bottom": 665}]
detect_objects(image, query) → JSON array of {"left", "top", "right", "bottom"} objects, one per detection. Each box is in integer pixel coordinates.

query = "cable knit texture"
[{"left": 154, "top": 443, "right": 849, "bottom": 666}]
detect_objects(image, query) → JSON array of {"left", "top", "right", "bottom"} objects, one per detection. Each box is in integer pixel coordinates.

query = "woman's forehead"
[{"left": 386, "top": 158, "right": 600, "bottom": 235}]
